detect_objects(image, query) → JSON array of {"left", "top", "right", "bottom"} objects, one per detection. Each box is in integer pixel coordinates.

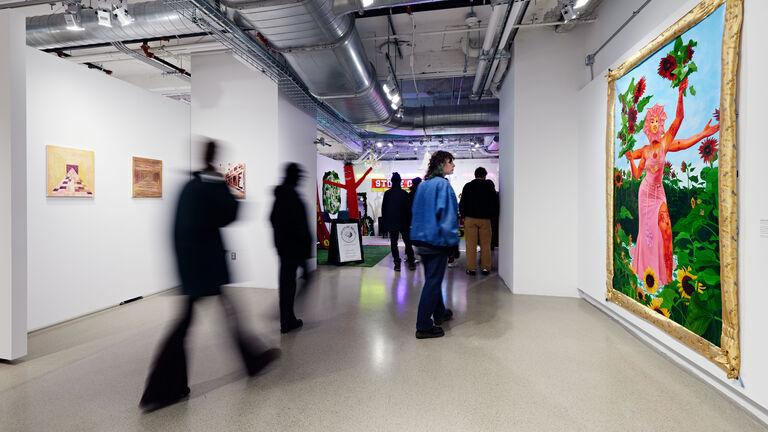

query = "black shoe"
[
  {"left": 394, "top": 262, "right": 401, "bottom": 271},
  {"left": 280, "top": 319, "right": 303, "bottom": 334},
  {"left": 465, "top": 269, "right": 476, "bottom": 276},
  {"left": 140, "top": 386, "right": 190, "bottom": 412},
  {"left": 481, "top": 269, "right": 490, "bottom": 276},
  {"left": 246, "top": 348, "right": 282, "bottom": 377},
  {"left": 433, "top": 309, "right": 453, "bottom": 326},
  {"left": 407, "top": 261, "right": 417, "bottom": 271},
  {"left": 415, "top": 326, "right": 444, "bottom": 339}
]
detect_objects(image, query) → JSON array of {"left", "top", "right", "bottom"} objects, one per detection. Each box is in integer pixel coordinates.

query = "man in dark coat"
[
  {"left": 140, "top": 141, "right": 279, "bottom": 412},
  {"left": 382, "top": 172, "right": 415, "bottom": 271},
  {"left": 459, "top": 167, "right": 499, "bottom": 276},
  {"left": 270, "top": 163, "right": 312, "bottom": 333}
]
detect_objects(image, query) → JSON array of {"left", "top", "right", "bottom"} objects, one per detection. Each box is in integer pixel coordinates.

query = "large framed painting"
[
  {"left": 606, "top": 0, "right": 742, "bottom": 378},
  {"left": 47, "top": 145, "right": 95, "bottom": 197},
  {"left": 132, "top": 156, "right": 162, "bottom": 198}
]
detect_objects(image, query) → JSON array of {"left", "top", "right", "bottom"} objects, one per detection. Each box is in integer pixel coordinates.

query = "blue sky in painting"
[{"left": 614, "top": 4, "right": 725, "bottom": 176}]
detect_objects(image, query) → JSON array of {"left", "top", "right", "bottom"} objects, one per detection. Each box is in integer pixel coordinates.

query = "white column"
[{"left": 0, "top": 11, "right": 27, "bottom": 360}]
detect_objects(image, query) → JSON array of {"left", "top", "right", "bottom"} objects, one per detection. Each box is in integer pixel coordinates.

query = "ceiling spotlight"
[
  {"left": 474, "top": 143, "right": 480, "bottom": 148},
  {"left": 419, "top": 140, "right": 424, "bottom": 146},
  {"left": 439, "top": 138, "right": 444, "bottom": 146},
  {"left": 391, "top": 102, "right": 399, "bottom": 110},
  {"left": 561, "top": 2, "right": 578, "bottom": 22},
  {"left": 383, "top": 83, "right": 391, "bottom": 93},
  {"left": 471, "top": 148, "right": 476, "bottom": 152},
  {"left": 376, "top": 141, "right": 383, "bottom": 148},
  {"left": 391, "top": 93, "right": 401, "bottom": 104},
  {"left": 396, "top": 151, "right": 399, "bottom": 157},
  {"left": 408, "top": 140, "right": 413, "bottom": 146},
  {"left": 64, "top": 3, "right": 85, "bottom": 31},
  {"left": 114, "top": 0, "right": 135, "bottom": 26},
  {"left": 387, "top": 141, "right": 393, "bottom": 148}
]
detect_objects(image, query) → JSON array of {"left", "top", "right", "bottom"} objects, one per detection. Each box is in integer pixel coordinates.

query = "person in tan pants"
[{"left": 459, "top": 167, "right": 499, "bottom": 276}]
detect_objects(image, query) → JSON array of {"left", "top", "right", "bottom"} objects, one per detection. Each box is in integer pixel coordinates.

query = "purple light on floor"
[{"left": 396, "top": 278, "right": 407, "bottom": 308}]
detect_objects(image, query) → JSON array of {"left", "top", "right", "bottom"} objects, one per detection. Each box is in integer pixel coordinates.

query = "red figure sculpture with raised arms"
[
  {"left": 625, "top": 78, "right": 719, "bottom": 286},
  {"left": 322, "top": 163, "right": 372, "bottom": 220}
]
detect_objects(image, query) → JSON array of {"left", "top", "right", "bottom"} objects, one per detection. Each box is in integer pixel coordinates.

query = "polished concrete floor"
[{"left": 1, "top": 254, "right": 765, "bottom": 431}]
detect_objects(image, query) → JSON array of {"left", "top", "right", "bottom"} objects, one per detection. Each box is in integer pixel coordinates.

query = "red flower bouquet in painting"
[{"left": 658, "top": 55, "right": 677, "bottom": 80}]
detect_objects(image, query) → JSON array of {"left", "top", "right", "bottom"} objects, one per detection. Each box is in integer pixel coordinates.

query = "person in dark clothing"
[
  {"left": 408, "top": 177, "right": 422, "bottom": 208},
  {"left": 382, "top": 172, "right": 416, "bottom": 271},
  {"left": 140, "top": 141, "right": 280, "bottom": 412},
  {"left": 270, "top": 163, "right": 312, "bottom": 333},
  {"left": 459, "top": 167, "right": 499, "bottom": 276}
]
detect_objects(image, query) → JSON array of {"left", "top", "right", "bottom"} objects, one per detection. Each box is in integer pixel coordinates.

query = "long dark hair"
[{"left": 425, "top": 150, "right": 454, "bottom": 180}]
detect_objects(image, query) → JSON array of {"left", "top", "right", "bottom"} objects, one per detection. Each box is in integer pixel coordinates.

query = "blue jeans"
[{"left": 416, "top": 250, "right": 450, "bottom": 331}]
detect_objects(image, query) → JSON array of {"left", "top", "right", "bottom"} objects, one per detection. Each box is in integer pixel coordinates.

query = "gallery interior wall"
[
  {"left": 0, "top": 11, "right": 27, "bottom": 359},
  {"left": 576, "top": 0, "right": 768, "bottom": 421},
  {"left": 26, "top": 47, "right": 191, "bottom": 331},
  {"left": 497, "top": 62, "right": 514, "bottom": 292},
  {"left": 500, "top": 25, "right": 587, "bottom": 297},
  {"left": 277, "top": 91, "right": 318, "bottom": 270},
  {"left": 191, "top": 52, "right": 280, "bottom": 289}
]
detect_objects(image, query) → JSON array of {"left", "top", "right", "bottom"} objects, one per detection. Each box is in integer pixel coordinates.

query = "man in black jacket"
[
  {"left": 382, "top": 172, "right": 416, "bottom": 271},
  {"left": 270, "top": 163, "right": 312, "bottom": 333},
  {"left": 140, "top": 141, "right": 279, "bottom": 412},
  {"left": 459, "top": 167, "right": 499, "bottom": 276}
]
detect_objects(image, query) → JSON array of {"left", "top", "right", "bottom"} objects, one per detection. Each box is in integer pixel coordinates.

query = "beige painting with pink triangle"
[{"left": 46, "top": 145, "right": 95, "bottom": 197}]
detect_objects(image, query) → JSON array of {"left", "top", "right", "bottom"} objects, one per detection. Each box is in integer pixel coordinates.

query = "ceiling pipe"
[
  {"left": 470, "top": 2, "right": 506, "bottom": 98},
  {"left": 476, "top": 0, "right": 527, "bottom": 99}
]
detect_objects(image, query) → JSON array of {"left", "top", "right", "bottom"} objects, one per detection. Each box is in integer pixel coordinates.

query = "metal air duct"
[
  {"left": 26, "top": 1, "right": 201, "bottom": 50},
  {"left": 361, "top": 101, "right": 499, "bottom": 136}
]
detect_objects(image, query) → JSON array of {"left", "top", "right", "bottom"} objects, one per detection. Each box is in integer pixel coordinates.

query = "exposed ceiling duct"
[
  {"left": 26, "top": 1, "right": 201, "bottom": 49},
  {"left": 25, "top": 0, "right": 504, "bottom": 137},
  {"left": 362, "top": 101, "right": 499, "bottom": 136}
]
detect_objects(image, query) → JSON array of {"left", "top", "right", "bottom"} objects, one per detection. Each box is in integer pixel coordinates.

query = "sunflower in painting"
[
  {"left": 677, "top": 266, "right": 704, "bottom": 299},
  {"left": 643, "top": 267, "right": 659, "bottom": 294},
  {"left": 649, "top": 297, "right": 671, "bottom": 318}
]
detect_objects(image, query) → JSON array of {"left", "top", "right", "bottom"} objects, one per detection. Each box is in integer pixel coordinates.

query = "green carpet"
[{"left": 316, "top": 245, "right": 391, "bottom": 267}]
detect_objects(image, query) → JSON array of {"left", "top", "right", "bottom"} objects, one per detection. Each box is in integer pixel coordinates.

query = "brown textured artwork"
[
  {"left": 219, "top": 162, "right": 245, "bottom": 199},
  {"left": 47, "top": 145, "right": 94, "bottom": 197},
  {"left": 132, "top": 157, "right": 162, "bottom": 198}
]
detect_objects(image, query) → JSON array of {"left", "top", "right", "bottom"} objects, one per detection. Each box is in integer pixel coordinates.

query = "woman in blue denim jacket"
[{"left": 410, "top": 150, "right": 458, "bottom": 339}]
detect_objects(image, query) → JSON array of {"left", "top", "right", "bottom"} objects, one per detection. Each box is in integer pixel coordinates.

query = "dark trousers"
[
  {"left": 389, "top": 230, "right": 415, "bottom": 263},
  {"left": 278, "top": 256, "right": 302, "bottom": 328},
  {"left": 416, "top": 250, "right": 450, "bottom": 331},
  {"left": 141, "top": 293, "right": 265, "bottom": 405}
]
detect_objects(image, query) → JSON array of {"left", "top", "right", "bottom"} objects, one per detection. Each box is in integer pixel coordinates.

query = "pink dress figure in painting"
[
  {"left": 632, "top": 110, "right": 669, "bottom": 286},
  {"left": 625, "top": 78, "right": 719, "bottom": 287}
]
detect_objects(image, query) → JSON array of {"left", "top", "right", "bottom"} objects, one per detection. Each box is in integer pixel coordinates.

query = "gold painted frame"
[{"left": 605, "top": 0, "right": 742, "bottom": 378}]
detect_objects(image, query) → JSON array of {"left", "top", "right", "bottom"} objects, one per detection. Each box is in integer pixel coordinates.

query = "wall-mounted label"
[{"left": 371, "top": 178, "right": 413, "bottom": 192}]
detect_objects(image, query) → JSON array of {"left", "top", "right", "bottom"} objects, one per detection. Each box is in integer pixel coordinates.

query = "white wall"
[
  {"left": 501, "top": 26, "right": 586, "bottom": 297},
  {"left": 0, "top": 11, "right": 27, "bottom": 359},
  {"left": 26, "top": 48, "right": 191, "bottom": 331},
  {"left": 498, "top": 61, "right": 514, "bottom": 291},
  {"left": 278, "top": 91, "right": 318, "bottom": 267},
  {"left": 192, "top": 53, "right": 318, "bottom": 287},
  {"left": 192, "top": 52, "right": 279, "bottom": 289},
  {"left": 576, "top": 0, "right": 768, "bottom": 420}
]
